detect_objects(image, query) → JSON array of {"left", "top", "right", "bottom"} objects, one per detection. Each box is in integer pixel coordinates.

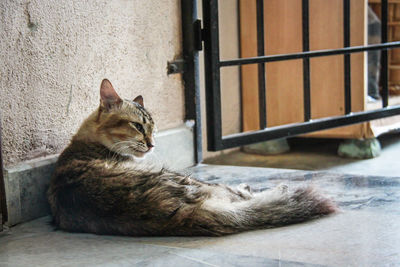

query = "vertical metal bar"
[
  {"left": 0, "top": 112, "right": 7, "bottom": 226},
  {"left": 238, "top": 0, "right": 244, "bottom": 133},
  {"left": 302, "top": 0, "right": 311, "bottom": 121},
  {"left": 181, "top": 0, "right": 203, "bottom": 163},
  {"left": 381, "top": 0, "right": 389, "bottom": 107},
  {"left": 202, "top": 0, "right": 223, "bottom": 151},
  {"left": 256, "top": 0, "right": 266, "bottom": 129},
  {"left": 344, "top": 0, "right": 352, "bottom": 114}
]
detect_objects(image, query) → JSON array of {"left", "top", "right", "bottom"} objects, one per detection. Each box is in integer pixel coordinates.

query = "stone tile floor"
[
  {"left": 1, "top": 165, "right": 400, "bottom": 266},
  {"left": 205, "top": 133, "right": 400, "bottom": 177}
]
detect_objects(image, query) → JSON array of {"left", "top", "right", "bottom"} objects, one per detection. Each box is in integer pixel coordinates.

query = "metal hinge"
[
  {"left": 194, "top": 19, "right": 203, "bottom": 51},
  {"left": 167, "top": 59, "right": 185, "bottom": 75},
  {"left": 167, "top": 19, "right": 203, "bottom": 75}
]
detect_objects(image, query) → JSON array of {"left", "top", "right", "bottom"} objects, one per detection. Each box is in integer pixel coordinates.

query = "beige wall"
[{"left": 0, "top": 0, "right": 184, "bottom": 166}]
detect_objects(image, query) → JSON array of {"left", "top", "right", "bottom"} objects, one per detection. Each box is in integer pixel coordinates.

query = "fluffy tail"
[{"left": 187, "top": 185, "right": 337, "bottom": 236}]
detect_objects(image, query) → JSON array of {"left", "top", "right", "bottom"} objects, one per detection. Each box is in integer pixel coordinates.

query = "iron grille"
[{"left": 202, "top": 0, "right": 400, "bottom": 151}]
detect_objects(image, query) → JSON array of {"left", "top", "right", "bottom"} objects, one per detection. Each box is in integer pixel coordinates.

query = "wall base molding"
[{"left": 3, "top": 124, "right": 195, "bottom": 226}]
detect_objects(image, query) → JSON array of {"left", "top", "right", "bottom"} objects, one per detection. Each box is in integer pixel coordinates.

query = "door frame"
[{"left": 0, "top": 111, "right": 6, "bottom": 230}]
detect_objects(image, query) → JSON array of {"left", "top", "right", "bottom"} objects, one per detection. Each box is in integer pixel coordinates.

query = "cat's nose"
[{"left": 147, "top": 142, "right": 154, "bottom": 148}]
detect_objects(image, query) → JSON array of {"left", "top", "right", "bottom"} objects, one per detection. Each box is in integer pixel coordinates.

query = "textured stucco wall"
[{"left": 0, "top": 0, "right": 184, "bottom": 166}]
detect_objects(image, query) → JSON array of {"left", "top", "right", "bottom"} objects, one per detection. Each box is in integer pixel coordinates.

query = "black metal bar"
[
  {"left": 256, "top": 0, "right": 266, "bottom": 129},
  {"left": 215, "top": 105, "right": 400, "bottom": 150},
  {"left": 202, "top": 0, "right": 223, "bottom": 150},
  {"left": 181, "top": 0, "right": 202, "bottom": 163},
  {"left": 302, "top": 0, "right": 311, "bottom": 121},
  {"left": 194, "top": 20, "right": 203, "bottom": 51},
  {"left": 0, "top": 111, "right": 7, "bottom": 224},
  {"left": 219, "top": 41, "right": 400, "bottom": 67},
  {"left": 237, "top": 0, "right": 244, "bottom": 133},
  {"left": 381, "top": 0, "right": 389, "bottom": 107},
  {"left": 344, "top": 0, "right": 352, "bottom": 114}
]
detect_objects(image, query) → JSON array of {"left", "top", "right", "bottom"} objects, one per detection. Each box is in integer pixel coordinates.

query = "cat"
[{"left": 47, "top": 79, "right": 337, "bottom": 236}]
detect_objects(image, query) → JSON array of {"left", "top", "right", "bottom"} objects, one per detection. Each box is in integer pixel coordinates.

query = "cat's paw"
[
  {"left": 236, "top": 183, "right": 253, "bottom": 198},
  {"left": 237, "top": 183, "right": 252, "bottom": 193}
]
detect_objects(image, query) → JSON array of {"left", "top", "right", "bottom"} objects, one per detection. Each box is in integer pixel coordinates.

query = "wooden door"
[{"left": 240, "top": 0, "right": 369, "bottom": 138}]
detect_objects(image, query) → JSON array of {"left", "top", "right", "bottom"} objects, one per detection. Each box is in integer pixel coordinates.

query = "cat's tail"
[{"left": 191, "top": 185, "right": 337, "bottom": 236}]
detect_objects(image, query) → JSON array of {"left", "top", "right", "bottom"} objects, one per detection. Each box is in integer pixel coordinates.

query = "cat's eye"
[{"left": 131, "top": 122, "right": 145, "bottom": 134}]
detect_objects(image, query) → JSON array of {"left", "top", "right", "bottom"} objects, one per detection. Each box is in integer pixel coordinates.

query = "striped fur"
[{"left": 47, "top": 80, "right": 337, "bottom": 236}]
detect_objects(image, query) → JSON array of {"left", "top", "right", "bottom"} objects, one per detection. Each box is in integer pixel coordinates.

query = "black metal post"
[
  {"left": 256, "top": 0, "right": 267, "bottom": 129},
  {"left": 237, "top": 0, "right": 244, "bottom": 133},
  {"left": 181, "top": 0, "right": 203, "bottom": 163},
  {"left": 202, "top": 0, "right": 223, "bottom": 150},
  {"left": 381, "top": 0, "right": 389, "bottom": 107},
  {"left": 302, "top": 0, "right": 311, "bottom": 121},
  {"left": 0, "top": 112, "right": 7, "bottom": 226},
  {"left": 344, "top": 0, "right": 352, "bottom": 114}
]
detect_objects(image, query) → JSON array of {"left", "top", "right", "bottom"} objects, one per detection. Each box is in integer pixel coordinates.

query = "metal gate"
[
  {"left": 197, "top": 0, "right": 400, "bottom": 151},
  {"left": 0, "top": 115, "right": 5, "bottom": 231}
]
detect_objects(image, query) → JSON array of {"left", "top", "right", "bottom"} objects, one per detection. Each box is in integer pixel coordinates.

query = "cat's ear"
[
  {"left": 100, "top": 79, "right": 122, "bottom": 111},
  {"left": 133, "top": 95, "right": 144, "bottom": 107}
]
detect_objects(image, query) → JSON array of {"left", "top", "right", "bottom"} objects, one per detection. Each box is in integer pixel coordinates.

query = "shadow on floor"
[{"left": 204, "top": 133, "right": 400, "bottom": 177}]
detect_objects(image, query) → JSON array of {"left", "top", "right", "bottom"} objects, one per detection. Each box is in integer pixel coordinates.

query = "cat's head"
[{"left": 85, "top": 79, "right": 156, "bottom": 158}]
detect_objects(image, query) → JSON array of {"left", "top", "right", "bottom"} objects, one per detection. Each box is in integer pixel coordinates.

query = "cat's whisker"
[{"left": 107, "top": 140, "right": 137, "bottom": 160}]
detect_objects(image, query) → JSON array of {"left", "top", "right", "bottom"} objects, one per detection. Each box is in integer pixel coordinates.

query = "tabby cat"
[{"left": 47, "top": 79, "right": 337, "bottom": 236}]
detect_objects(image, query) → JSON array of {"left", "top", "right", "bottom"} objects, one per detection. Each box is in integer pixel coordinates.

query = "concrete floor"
[
  {"left": 205, "top": 133, "right": 400, "bottom": 177},
  {"left": 1, "top": 165, "right": 400, "bottom": 266},
  {"left": 1, "top": 134, "right": 400, "bottom": 266}
]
